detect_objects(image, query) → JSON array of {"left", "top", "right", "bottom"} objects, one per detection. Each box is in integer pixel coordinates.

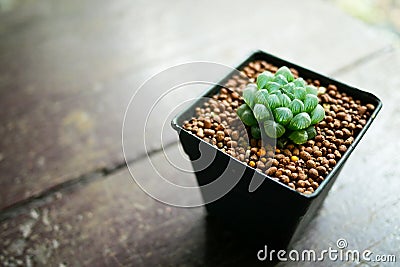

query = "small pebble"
[
  {"left": 308, "top": 168, "right": 319, "bottom": 178},
  {"left": 291, "top": 156, "right": 299, "bottom": 162},
  {"left": 306, "top": 160, "right": 316, "bottom": 168},
  {"left": 196, "top": 128, "right": 204, "bottom": 138}
]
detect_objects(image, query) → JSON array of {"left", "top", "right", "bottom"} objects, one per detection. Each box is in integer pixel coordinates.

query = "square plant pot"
[{"left": 171, "top": 50, "right": 382, "bottom": 250}]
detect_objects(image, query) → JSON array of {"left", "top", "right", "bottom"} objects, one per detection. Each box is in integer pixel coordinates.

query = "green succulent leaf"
[
  {"left": 253, "top": 103, "right": 270, "bottom": 121},
  {"left": 240, "top": 109, "right": 258, "bottom": 126},
  {"left": 254, "top": 89, "right": 269, "bottom": 106},
  {"left": 243, "top": 84, "right": 257, "bottom": 108},
  {"left": 310, "top": 104, "right": 325, "bottom": 124},
  {"left": 289, "top": 99, "right": 304, "bottom": 115},
  {"left": 275, "top": 66, "right": 295, "bottom": 82},
  {"left": 305, "top": 85, "right": 318, "bottom": 95},
  {"left": 288, "top": 112, "right": 311, "bottom": 130},
  {"left": 305, "top": 126, "right": 317, "bottom": 140},
  {"left": 294, "top": 87, "right": 307, "bottom": 100},
  {"left": 236, "top": 103, "right": 250, "bottom": 118},
  {"left": 293, "top": 78, "right": 306, "bottom": 88},
  {"left": 264, "top": 120, "right": 285, "bottom": 138},
  {"left": 274, "top": 107, "right": 293, "bottom": 125},
  {"left": 273, "top": 74, "right": 288, "bottom": 86},
  {"left": 256, "top": 71, "right": 274, "bottom": 89},
  {"left": 317, "top": 86, "right": 326, "bottom": 96},
  {"left": 279, "top": 93, "right": 291, "bottom": 107},
  {"left": 304, "top": 94, "right": 319, "bottom": 113},
  {"left": 281, "top": 88, "right": 296, "bottom": 100},
  {"left": 283, "top": 82, "right": 295, "bottom": 93},
  {"left": 288, "top": 130, "right": 308, "bottom": 144},
  {"left": 251, "top": 125, "right": 262, "bottom": 139},
  {"left": 267, "top": 94, "right": 281, "bottom": 109},
  {"left": 265, "top": 82, "right": 281, "bottom": 94}
]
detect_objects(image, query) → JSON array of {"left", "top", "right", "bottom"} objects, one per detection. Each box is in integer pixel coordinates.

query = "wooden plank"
[
  {"left": 2, "top": 85, "right": 400, "bottom": 267},
  {"left": 0, "top": 146, "right": 260, "bottom": 267},
  {"left": 0, "top": 0, "right": 393, "bottom": 210}
]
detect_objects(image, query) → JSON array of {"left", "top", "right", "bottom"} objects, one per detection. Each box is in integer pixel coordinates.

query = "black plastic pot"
[{"left": 171, "top": 50, "right": 382, "bottom": 250}]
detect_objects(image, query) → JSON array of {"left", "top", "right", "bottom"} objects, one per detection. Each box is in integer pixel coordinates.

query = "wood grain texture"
[
  {"left": 1, "top": 0, "right": 398, "bottom": 266},
  {"left": 0, "top": 0, "right": 393, "bottom": 209},
  {"left": 2, "top": 68, "right": 400, "bottom": 266},
  {"left": 0, "top": 146, "right": 264, "bottom": 267}
]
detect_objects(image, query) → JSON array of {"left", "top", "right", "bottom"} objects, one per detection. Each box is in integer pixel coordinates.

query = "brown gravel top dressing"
[{"left": 182, "top": 60, "right": 375, "bottom": 195}]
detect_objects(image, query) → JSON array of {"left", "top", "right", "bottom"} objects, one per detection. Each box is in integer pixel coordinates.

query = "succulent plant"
[{"left": 237, "top": 66, "right": 325, "bottom": 144}]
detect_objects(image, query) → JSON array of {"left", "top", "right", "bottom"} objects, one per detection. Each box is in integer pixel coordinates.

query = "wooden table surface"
[{"left": 0, "top": 0, "right": 399, "bottom": 266}]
